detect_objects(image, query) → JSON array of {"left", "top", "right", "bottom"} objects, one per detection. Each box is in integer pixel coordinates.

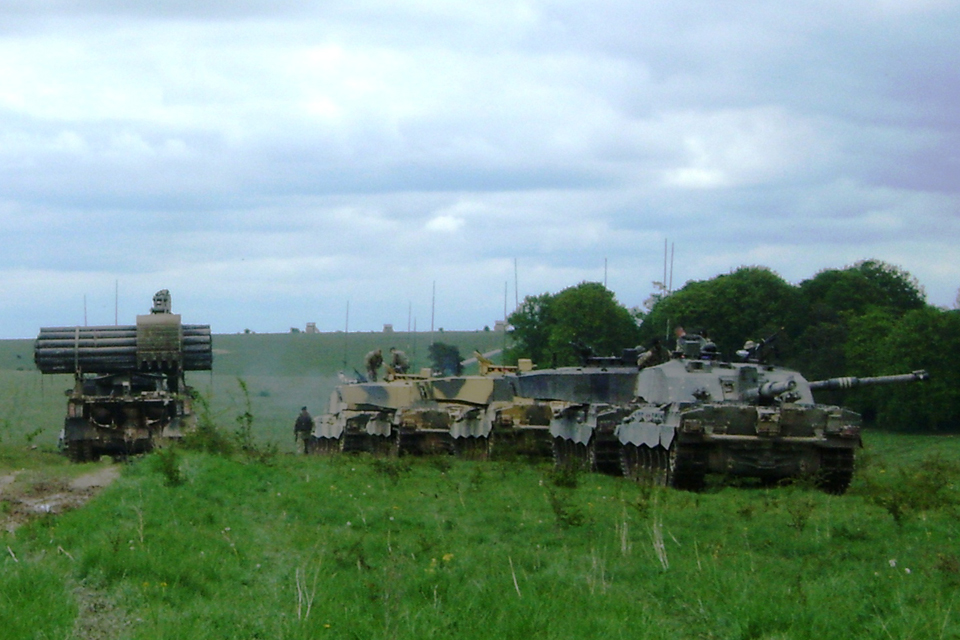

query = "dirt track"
[{"left": 1, "top": 464, "right": 121, "bottom": 534}]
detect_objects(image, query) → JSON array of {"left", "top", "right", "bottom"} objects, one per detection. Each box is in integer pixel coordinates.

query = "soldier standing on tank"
[
  {"left": 389, "top": 347, "right": 410, "bottom": 374},
  {"left": 365, "top": 348, "right": 383, "bottom": 381},
  {"left": 294, "top": 406, "right": 314, "bottom": 454}
]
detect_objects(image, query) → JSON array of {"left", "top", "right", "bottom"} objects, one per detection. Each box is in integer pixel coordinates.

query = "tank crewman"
[
  {"left": 365, "top": 348, "right": 384, "bottom": 381},
  {"left": 389, "top": 347, "right": 410, "bottom": 374},
  {"left": 636, "top": 337, "right": 669, "bottom": 369},
  {"left": 294, "top": 406, "right": 314, "bottom": 454}
]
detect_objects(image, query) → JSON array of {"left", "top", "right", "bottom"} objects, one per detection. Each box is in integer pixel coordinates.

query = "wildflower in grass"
[
  {"left": 442, "top": 553, "right": 454, "bottom": 563},
  {"left": 889, "top": 559, "right": 897, "bottom": 568},
  {"left": 905, "top": 568, "right": 911, "bottom": 574}
]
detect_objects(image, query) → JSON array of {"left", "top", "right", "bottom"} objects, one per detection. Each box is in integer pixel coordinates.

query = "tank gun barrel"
[
  {"left": 743, "top": 379, "right": 796, "bottom": 403},
  {"left": 809, "top": 370, "right": 929, "bottom": 391}
]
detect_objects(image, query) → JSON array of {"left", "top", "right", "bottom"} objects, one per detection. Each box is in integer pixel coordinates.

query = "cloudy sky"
[{"left": 1, "top": 0, "right": 958, "bottom": 338}]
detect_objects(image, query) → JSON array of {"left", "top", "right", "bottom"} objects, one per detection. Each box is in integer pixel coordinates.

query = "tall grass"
[{"left": 3, "top": 431, "right": 959, "bottom": 639}]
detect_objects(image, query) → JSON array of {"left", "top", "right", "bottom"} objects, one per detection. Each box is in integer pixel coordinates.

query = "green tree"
[
  {"left": 845, "top": 307, "right": 960, "bottom": 431},
  {"left": 638, "top": 266, "right": 804, "bottom": 359},
  {"left": 793, "top": 259, "right": 927, "bottom": 380},
  {"left": 507, "top": 282, "right": 640, "bottom": 367},
  {"left": 799, "top": 259, "right": 925, "bottom": 318},
  {"left": 428, "top": 342, "right": 463, "bottom": 376}
]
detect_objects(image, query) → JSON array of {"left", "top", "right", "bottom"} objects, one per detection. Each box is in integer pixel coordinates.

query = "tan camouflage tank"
[{"left": 309, "top": 354, "right": 551, "bottom": 458}]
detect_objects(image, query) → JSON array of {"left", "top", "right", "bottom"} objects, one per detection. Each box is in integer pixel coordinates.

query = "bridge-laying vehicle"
[
  {"left": 34, "top": 290, "right": 212, "bottom": 461},
  {"left": 508, "top": 334, "right": 928, "bottom": 493}
]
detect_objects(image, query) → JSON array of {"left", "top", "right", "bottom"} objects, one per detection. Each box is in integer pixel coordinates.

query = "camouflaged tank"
[
  {"left": 310, "top": 355, "right": 551, "bottom": 457},
  {"left": 508, "top": 335, "right": 928, "bottom": 493}
]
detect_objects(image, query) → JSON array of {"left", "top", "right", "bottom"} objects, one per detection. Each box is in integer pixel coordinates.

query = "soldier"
[
  {"left": 365, "top": 348, "right": 383, "bottom": 381},
  {"left": 636, "top": 337, "right": 669, "bottom": 369},
  {"left": 294, "top": 406, "right": 314, "bottom": 454},
  {"left": 389, "top": 347, "right": 410, "bottom": 374}
]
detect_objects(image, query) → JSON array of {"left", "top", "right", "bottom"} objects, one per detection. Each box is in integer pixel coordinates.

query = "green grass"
[{"left": 2, "top": 431, "right": 959, "bottom": 639}]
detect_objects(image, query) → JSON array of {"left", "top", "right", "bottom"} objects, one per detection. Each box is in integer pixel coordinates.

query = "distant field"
[{"left": 0, "top": 331, "right": 510, "bottom": 450}]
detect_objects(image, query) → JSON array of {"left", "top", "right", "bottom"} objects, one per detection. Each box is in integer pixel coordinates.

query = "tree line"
[{"left": 506, "top": 260, "right": 960, "bottom": 432}]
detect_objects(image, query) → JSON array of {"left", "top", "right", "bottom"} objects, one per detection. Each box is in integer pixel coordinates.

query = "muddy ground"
[{"left": 1, "top": 464, "right": 121, "bottom": 534}]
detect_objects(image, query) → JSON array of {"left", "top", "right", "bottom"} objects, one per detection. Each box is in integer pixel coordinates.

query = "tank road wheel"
[
  {"left": 623, "top": 445, "right": 671, "bottom": 485},
  {"left": 651, "top": 447, "right": 669, "bottom": 486},
  {"left": 552, "top": 437, "right": 574, "bottom": 468},
  {"left": 621, "top": 443, "right": 641, "bottom": 480},
  {"left": 817, "top": 449, "right": 855, "bottom": 495}
]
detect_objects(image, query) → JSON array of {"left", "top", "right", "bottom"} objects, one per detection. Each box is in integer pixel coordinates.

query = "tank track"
[
  {"left": 397, "top": 431, "right": 454, "bottom": 456},
  {"left": 590, "top": 434, "right": 623, "bottom": 475},
  {"left": 816, "top": 448, "right": 855, "bottom": 494},
  {"left": 552, "top": 437, "right": 591, "bottom": 470},
  {"left": 620, "top": 443, "right": 706, "bottom": 490},
  {"left": 65, "top": 440, "right": 95, "bottom": 463},
  {"left": 453, "top": 435, "right": 492, "bottom": 460}
]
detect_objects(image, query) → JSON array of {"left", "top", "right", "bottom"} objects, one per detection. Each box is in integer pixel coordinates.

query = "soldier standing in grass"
[
  {"left": 365, "top": 348, "right": 383, "bottom": 381},
  {"left": 294, "top": 406, "right": 314, "bottom": 454}
]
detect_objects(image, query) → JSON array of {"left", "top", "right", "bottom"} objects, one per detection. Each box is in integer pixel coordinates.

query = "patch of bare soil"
[
  {"left": 71, "top": 582, "right": 133, "bottom": 640},
  {"left": 1, "top": 465, "right": 121, "bottom": 534}
]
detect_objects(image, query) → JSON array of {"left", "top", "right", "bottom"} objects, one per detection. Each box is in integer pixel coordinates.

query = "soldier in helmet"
[
  {"left": 294, "top": 406, "right": 314, "bottom": 454},
  {"left": 365, "top": 348, "right": 384, "bottom": 381},
  {"left": 389, "top": 347, "right": 410, "bottom": 374}
]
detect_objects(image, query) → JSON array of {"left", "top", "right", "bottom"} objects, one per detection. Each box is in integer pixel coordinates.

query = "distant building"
[
  {"left": 494, "top": 320, "right": 509, "bottom": 332},
  {"left": 383, "top": 324, "right": 394, "bottom": 334},
  {"left": 305, "top": 322, "right": 318, "bottom": 334}
]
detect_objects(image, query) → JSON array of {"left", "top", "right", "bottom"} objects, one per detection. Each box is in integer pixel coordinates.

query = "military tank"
[
  {"left": 34, "top": 290, "right": 212, "bottom": 461},
  {"left": 310, "top": 355, "right": 550, "bottom": 458},
  {"left": 508, "top": 334, "right": 928, "bottom": 493}
]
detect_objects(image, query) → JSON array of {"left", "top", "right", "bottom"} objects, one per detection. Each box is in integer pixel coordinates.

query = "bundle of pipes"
[{"left": 34, "top": 324, "right": 213, "bottom": 374}]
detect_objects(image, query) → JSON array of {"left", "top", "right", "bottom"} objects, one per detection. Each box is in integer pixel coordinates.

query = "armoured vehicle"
[
  {"left": 508, "top": 335, "right": 928, "bottom": 493},
  {"left": 310, "top": 355, "right": 550, "bottom": 457},
  {"left": 35, "top": 290, "right": 212, "bottom": 461}
]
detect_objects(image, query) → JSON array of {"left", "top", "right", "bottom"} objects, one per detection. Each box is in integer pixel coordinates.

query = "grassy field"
[
  {"left": 0, "top": 431, "right": 958, "bottom": 639},
  {"left": 2, "top": 333, "right": 959, "bottom": 639}
]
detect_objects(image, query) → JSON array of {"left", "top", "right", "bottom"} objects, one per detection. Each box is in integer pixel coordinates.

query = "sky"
[{"left": 1, "top": 0, "right": 958, "bottom": 338}]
